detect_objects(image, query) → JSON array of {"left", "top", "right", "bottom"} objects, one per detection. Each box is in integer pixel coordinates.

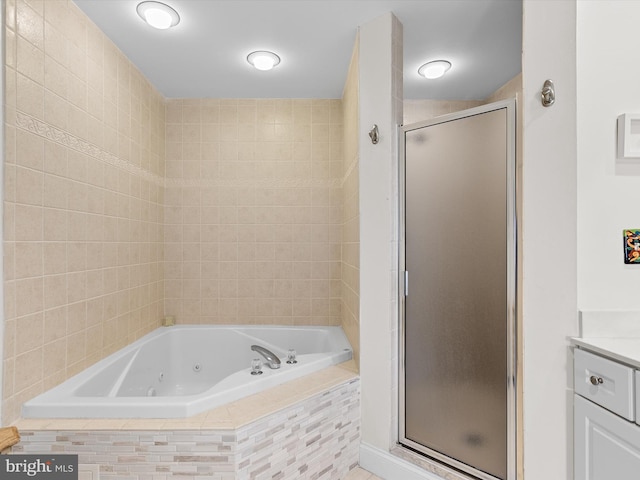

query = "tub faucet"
[{"left": 251, "top": 345, "right": 281, "bottom": 369}]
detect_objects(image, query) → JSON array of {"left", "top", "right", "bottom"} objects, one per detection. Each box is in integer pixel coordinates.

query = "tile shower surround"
[
  {"left": 12, "top": 375, "right": 361, "bottom": 480},
  {"left": 163, "top": 98, "right": 344, "bottom": 327},
  {"left": 3, "top": 0, "right": 354, "bottom": 425},
  {"left": 3, "top": 0, "right": 165, "bottom": 424},
  {"left": 340, "top": 39, "right": 360, "bottom": 367}
]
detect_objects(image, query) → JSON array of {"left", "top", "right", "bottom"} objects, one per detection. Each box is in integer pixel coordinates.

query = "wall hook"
[
  {"left": 369, "top": 124, "right": 379, "bottom": 144},
  {"left": 541, "top": 79, "right": 555, "bottom": 107}
]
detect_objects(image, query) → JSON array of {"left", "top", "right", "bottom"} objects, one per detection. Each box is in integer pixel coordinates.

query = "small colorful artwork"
[{"left": 623, "top": 229, "right": 640, "bottom": 264}]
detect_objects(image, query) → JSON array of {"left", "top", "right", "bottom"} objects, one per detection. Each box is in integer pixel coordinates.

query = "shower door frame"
[{"left": 398, "top": 99, "right": 518, "bottom": 480}]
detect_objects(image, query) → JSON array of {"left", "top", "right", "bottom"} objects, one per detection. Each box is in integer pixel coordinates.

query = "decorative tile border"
[
  {"left": 15, "top": 111, "right": 164, "bottom": 187},
  {"left": 12, "top": 378, "right": 360, "bottom": 480},
  {"left": 15, "top": 112, "right": 352, "bottom": 191}
]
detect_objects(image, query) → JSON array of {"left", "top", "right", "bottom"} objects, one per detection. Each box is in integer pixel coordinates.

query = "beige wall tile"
[
  {"left": 43, "top": 242, "right": 66, "bottom": 275},
  {"left": 14, "top": 347, "right": 43, "bottom": 392},
  {"left": 16, "top": 34, "right": 43, "bottom": 84},
  {"left": 16, "top": 0, "right": 44, "bottom": 50},
  {"left": 15, "top": 166, "right": 43, "bottom": 206},
  {"left": 14, "top": 241, "right": 43, "bottom": 279},
  {"left": 44, "top": 306, "right": 67, "bottom": 342},
  {"left": 44, "top": 20, "right": 67, "bottom": 68},
  {"left": 163, "top": 98, "right": 342, "bottom": 326},
  {"left": 16, "top": 129, "right": 43, "bottom": 169},
  {"left": 4, "top": 0, "right": 166, "bottom": 424},
  {"left": 16, "top": 72, "right": 44, "bottom": 118},
  {"left": 15, "top": 204, "right": 42, "bottom": 241},
  {"left": 43, "top": 338, "right": 66, "bottom": 375},
  {"left": 341, "top": 37, "right": 360, "bottom": 367},
  {"left": 15, "top": 312, "right": 43, "bottom": 355}
]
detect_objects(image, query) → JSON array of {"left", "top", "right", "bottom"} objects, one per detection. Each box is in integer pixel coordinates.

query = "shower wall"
[
  {"left": 403, "top": 74, "right": 522, "bottom": 124},
  {"left": 403, "top": 99, "right": 483, "bottom": 125},
  {"left": 341, "top": 38, "right": 360, "bottom": 365},
  {"left": 2, "top": 0, "right": 165, "bottom": 423},
  {"left": 163, "top": 98, "right": 343, "bottom": 325},
  {"left": 485, "top": 74, "right": 522, "bottom": 104}
]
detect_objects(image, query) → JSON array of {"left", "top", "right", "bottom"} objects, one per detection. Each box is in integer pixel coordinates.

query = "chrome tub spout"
[{"left": 251, "top": 345, "right": 281, "bottom": 369}]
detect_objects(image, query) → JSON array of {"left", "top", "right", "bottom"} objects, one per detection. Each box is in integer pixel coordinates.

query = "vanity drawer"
[{"left": 574, "top": 348, "right": 635, "bottom": 421}]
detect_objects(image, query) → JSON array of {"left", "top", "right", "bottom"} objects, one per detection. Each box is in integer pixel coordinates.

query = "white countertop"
[{"left": 571, "top": 337, "right": 640, "bottom": 369}]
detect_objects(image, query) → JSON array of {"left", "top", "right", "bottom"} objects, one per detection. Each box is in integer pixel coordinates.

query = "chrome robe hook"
[
  {"left": 369, "top": 124, "right": 379, "bottom": 144},
  {"left": 541, "top": 80, "right": 555, "bottom": 107}
]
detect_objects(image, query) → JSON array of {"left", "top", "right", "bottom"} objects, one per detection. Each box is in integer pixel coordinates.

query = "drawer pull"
[{"left": 589, "top": 375, "right": 604, "bottom": 386}]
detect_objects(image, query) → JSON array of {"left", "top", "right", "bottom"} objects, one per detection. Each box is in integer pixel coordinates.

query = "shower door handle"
[{"left": 403, "top": 271, "right": 408, "bottom": 296}]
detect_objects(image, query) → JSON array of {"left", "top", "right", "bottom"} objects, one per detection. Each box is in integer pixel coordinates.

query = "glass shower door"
[{"left": 399, "top": 101, "right": 516, "bottom": 480}]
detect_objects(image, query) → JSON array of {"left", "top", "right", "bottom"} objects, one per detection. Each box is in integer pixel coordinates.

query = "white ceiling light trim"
[
  {"left": 247, "top": 51, "right": 281, "bottom": 71},
  {"left": 418, "top": 60, "right": 452, "bottom": 79},
  {"left": 136, "top": 1, "right": 180, "bottom": 30}
]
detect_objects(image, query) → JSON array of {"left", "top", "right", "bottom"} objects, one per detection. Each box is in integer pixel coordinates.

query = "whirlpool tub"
[{"left": 22, "top": 325, "right": 353, "bottom": 418}]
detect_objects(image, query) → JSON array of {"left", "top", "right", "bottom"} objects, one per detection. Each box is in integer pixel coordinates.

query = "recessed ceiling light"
[
  {"left": 418, "top": 60, "right": 452, "bottom": 79},
  {"left": 247, "top": 51, "right": 281, "bottom": 71},
  {"left": 136, "top": 1, "right": 180, "bottom": 30}
]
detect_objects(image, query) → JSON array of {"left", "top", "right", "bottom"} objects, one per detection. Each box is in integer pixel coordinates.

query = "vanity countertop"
[{"left": 571, "top": 337, "right": 640, "bottom": 370}]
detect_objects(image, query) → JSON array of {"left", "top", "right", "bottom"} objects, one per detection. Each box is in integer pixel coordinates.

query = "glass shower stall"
[{"left": 399, "top": 100, "right": 517, "bottom": 480}]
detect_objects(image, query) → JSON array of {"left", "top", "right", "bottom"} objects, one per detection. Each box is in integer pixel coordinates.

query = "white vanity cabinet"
[
  {"left": 574, "top": 391, "right": 640, "bottom": 479},
  {"left": 574, "top": 347, "right": 640, "bottom": 479}
]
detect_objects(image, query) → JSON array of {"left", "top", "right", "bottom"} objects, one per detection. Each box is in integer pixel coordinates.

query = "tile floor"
[{"left": 344, "top": 467, "right": 384, "bottom": 480}]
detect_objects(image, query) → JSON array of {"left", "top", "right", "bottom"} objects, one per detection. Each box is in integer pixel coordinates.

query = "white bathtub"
[{"left": 22, "top": 325, "right": 352, "bottom": 418}]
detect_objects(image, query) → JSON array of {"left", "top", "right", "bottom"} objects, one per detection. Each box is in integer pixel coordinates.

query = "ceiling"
[{"left": 73, "top": 0, "right": 522, "bottom": 100}]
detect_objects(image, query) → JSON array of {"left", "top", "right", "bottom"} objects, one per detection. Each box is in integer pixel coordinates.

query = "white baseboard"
[{"left": 359, "top": 443, "right": 445, "bottom": 480}]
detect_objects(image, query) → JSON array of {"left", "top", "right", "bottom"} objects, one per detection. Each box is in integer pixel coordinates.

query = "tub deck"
[
  {"left": 13, "top": 360, "right": 358, "bottom": 431},
  {"left": 10, "top": 361, "right": 360, "bottom": 480}
]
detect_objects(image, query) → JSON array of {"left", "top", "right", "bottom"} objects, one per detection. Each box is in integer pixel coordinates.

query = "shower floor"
[{"left": 404, "top": 379, "right": 507, "bottom": 478}]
